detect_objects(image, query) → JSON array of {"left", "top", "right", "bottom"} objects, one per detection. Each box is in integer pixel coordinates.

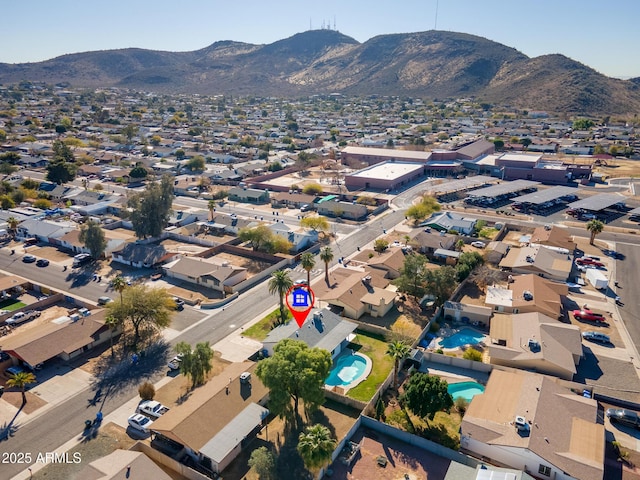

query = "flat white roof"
[
  {"left": 499, "top": 152, "right": 543, "bottom": 162},
  {"left": 342, "top": 146, "right": 432, "bottom": 161},
  {"left": 349, "top": 161, "right": 424, "bottom": 180}
]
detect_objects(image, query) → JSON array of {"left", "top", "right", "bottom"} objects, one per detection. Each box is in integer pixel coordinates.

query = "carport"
[
  {"left": 428, "top": 175, "right": 496, "bottom": 197},
  {"left": 566, "top": 193, "right": 625, "bottom": 212},
  {"left": 511, "top": 186, "right": 578, "bottom": 213},
  {"left": 466, "top": 179, "right": 540, "bottom": 199}
]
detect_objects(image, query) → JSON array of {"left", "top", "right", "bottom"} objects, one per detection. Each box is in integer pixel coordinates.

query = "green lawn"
[
  {"left": 243, "top": 308, "right": 291, "bottom": 341},
  {"left": 347, "top": 330, "right": 394, "bottom": 402},
  {"left": 0, "top": 299, "right": 26, "bottom": 311}
]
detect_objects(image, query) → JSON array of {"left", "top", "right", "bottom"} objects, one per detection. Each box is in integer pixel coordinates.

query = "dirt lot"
[
  {"left": 27, "top": 245, "right": 73, "bottom": 263},
  {"left": 208, "top": 251, "right": 276, "bottom": 275}
]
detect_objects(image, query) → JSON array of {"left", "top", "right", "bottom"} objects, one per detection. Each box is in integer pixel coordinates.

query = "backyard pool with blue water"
[
  {"left": 438, "top": 327, "right": 485, "bottom": 349},
  {"left": 447, "top": 381, "right": 485, "bottom": 402},
  {"left": 325, "top": 354, "right": 368, "bottom": 387}
]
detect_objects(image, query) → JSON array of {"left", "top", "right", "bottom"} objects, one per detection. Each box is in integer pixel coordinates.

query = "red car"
[
  {"left": 576, "top": 258, "right": 604, "bottom": 268},
  {"left": 573, "top": 309, "right": 606, "bottom": 322}
]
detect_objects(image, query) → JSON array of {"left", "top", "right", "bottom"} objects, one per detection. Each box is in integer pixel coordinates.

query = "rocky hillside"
[{"left": 1, "top": 29, "right": 638, "bottom": 114}]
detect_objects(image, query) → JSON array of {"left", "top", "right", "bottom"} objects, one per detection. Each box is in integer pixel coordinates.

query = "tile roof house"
[
  {"left": 57, "top": 228, "right": 128, "bottom": 257},
  {"left": 150, "top": 362, "right": 269, "bottom": 476},
  {"left": 410, "top": 231, "right": 457, "bottom": 258},
  {"left": 489, "top": 312, "right": 582, "bottom": 379},
  {"left": 262, "top": 308, "right": 357, "bottom": 359},
  {"left": 112, "top": 243, "right": 176, "bottom": 268},
  {"left": 162, "top": 256, "right": 247, "bottom": 292},
  {"left": 1, "top": 309, "right": 116, "bottom": 368},
  {"left": 530, "top": 225, "right": 577, "bottom": 252},
  {"left": 499, "top": 245, "right": 572, "bottom": 282},
  {"left": 350, "top": 247, "right": 407, "bottom": 279},
  {"left": 268, "top": 222, "right": 318, "bottom": 253},
  {"left": 313, "top": 267, "right": 396, "bottom": 320},
  {"left": 485, "top": 274, "right": 567, "bottom": 320},
  {"left": 461, "top": 369, "right": 604, "bottom": 480}
]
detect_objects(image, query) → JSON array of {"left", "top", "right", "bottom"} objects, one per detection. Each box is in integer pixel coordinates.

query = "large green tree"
[
  {"left": 248, "top": 446, "right": 276, "bottom": 480},
  {"left": 394, "top": 253, "right": 428, "bottom": 299},
  {"left": 386, "top": 340, "right": 411, "bottom": 389},
  {"left": 268, "top": 270, "right": 293, "bottom": 325},
  {"left": 297, "top": 424, "right": 336, "bottom": 472},
  {"left": 586, "top": 219, "right": 604, "bottom": 245},
  {"left": 300, "top": 215, "right": 329, "bottom": 235},
  {"left": 106, "top": 284, "right": 174, "bottom": 348},
  {"left": 79, "top": 219, "right": 107, "bottom": 259},
  {"left": 424, "top": 266, "right": 458, "bottom": 306},
  {"left": 175, "top": 341, "right": 214, "bottom": 388},
  {"left": 46, "top": 140, "right": 77, "bottom": 184},
  {"left": 401, "top": 373, "right": 453, "bottom": 421},
  {"left": 406, "top": 196, "right": 441, "bottom": 224},
  {"left": 300, "top": 252, "right": 315, "bottom": 286},
  {"left": 255, "top": 339, "right": 332, "bottom": 422},
  {"left": 127, "top": 175, "right": 174, "bottom": 239},
  {"left": 319, "top": 247, "right": 334, "bottom": 284}
]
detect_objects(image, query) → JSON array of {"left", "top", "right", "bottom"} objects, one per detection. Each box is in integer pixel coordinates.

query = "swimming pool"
[
  {"left": 447, "top": 381, "right": 485, "bottom": 402},
  {"left": 438, "top": 327, "right": 485, "bottom": 349},
  {"left": 325, "top": 352, "right": 371, "bottom": 390}
]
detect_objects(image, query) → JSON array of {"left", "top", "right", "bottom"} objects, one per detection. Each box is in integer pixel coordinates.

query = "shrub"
[
  {"left": 455, "top": 397, "right": 468, "bottom": 416},
  {"left": 463, "top": 347, "right": 483, "bottom": 362},
  {"left": 138, "top": 381, "right": 155, "bottom": 400}
]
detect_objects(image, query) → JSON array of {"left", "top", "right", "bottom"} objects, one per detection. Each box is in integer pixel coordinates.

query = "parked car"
[
  {"left": 606, "top": 408, "right": 640, "bottom": 429},
  {"left": 471, "top": 241, "right": 486, "bottom": 248},
  {"left": 137, "top": 400, "right": 170, "bottom": 419},
  {"left": 72, "top": 253, "right": 92, "bottom": 267},
  {"left": 127, "top": 413, "right": 154, "bottom": 433},
  {"left": 97, "top": 296, "right": 113, "bottom": 306},
  {"left": 22, "top": 254, "right": 37, "bottom": 263},
  {"left": 172, "top": 297, "right": 185, "bottom": 310},
  {"left": 36, "top": 258, "right": 50, "bottom": 267},
  {"left": 576, "top": 258, "right": 604, "bottom": 268},
  {"left": 573, "top": 309, "right": 606, "bottom": 322},
  {"left": 582, "top": 331, "right": 611, "bottom": 344},
  {"left": 5, "top": 310, "right": 40, "bottom": 325},
  {"left": 168, "top": 354, "right": 184, "bottom": 371}
]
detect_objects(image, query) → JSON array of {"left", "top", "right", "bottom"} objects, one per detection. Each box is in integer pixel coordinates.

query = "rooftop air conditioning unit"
[
  {"left": 515, "top": 415, "right": 527, "bottom": 431},
  {"left": 523, "top": 290, "right": 533, "bottom": 301}
]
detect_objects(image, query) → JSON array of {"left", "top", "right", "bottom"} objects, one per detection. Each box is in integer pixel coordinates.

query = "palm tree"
[
  {"left": 319, "top": 247, "right": 334, "bottom": 285},
  {"left": 7, "top": 371, "right": 37, "bottom": 406},
  {"left": 300, "top": 252, "right": 316, "bottom": 287},
  {"left": 111, "top": 275, "right": 127, "bottom": 304},
  {"left": 586, "top": 219, "right": 604, "bottom": 245},
  {"left": 386, "top": 340, "right": 411, "bottom": 389},
  {"left": 7, "top": 216, "right": 18, "bottom": 238},
  {"left": 268, "top": 270, "right": 293, "bottom": 325},
  {"left": 104, "top": 315, "right": 121, "bottom": 357},
  {"left": 207, "top": 199, "right": 216, "bottom": 221},
  {"left": 297, "top": 424, "right": 336, "bottom": 472}
]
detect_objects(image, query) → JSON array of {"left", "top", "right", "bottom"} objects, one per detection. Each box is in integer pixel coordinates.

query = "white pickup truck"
[{"left": 136, "top": 400, "right": 170, "bottom": 419}]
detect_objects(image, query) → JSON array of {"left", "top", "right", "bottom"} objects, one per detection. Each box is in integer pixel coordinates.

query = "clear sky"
[{"left": 3, "top": 0, "right": 638, "bottom": 79}]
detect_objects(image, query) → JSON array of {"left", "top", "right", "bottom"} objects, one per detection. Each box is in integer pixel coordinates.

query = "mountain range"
[{"left": 2, "top": 30, "right": 639, "bottom": 115}]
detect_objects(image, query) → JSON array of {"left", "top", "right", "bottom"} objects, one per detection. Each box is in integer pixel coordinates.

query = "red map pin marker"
[{"left": 285, "top": 283, "right": 315, "bottom": 328}]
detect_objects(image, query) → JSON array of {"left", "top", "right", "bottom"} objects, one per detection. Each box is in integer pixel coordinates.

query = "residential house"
[
  {"left": 489, "top": 312, "right": 582, "bottom": 379},
  {"left": 167, "top": 209, "right": 208, "bottom": 228},
  {"left": 111, "top": 243, "right": 176, "bottom": 268},
  {"left": 442, "top": 302, "right": 493, "bottom": 326},
  {"left": 421, "top": 212, "right": 477, "bottom": 235},
  {"left": 151, "top": 362, "right": 269, "bottom": 476},
  {"left": 228, "top": 187, "right": 270, "bottom": 204},
  {"left": 16, "top": 155, "right": 48, "bottom": 168},
  {"left": 57, "top": 228, "right": 128, "bottom": 257},
  {"left": 1, "top": 309, "right": 117, "bottom": 369},
  {"left": 66, "top": 190, "right": 117, "bottom": 207},
  {"left": 78, "top": 449, "right": 174, "bottom": 480},
  {"left": 485, "top": 274, "right": 567, "bottom": 319},
  {"left": 410, "top": 231, "right": 457, "bottom": 258},
  {"left": 354, "top": 247, "right": 407, "bottom": 280},
  {"left": 271, "top": 192, "right": 316, "bottom": 209},
  {"left": 313, "top": 268, "right": 396, "bottom": 320},
  {"left": 485, "top": 241, "right": 510, "bottom": 265},
  {"left": 262, "top": 308, "right": 357, "bottom": 359},
  {"left": 499, "top": 245, "right": 572, "bottom": 282},
  {"left": 461, "top": 369, "right": 604, "bottom": 480},
  {"left": 16, "top": 218, "right": 76, "bottom": 244},
  {"left": 316, "top": 200, "right": 367, "bottom": 221},
  {"left": 268, "top": 222, "right": 318, "bottom": 252},
  {"left": 530, "top": 226, "right": 577, "bottom": 253},
  {"left": 162, "top": 256, "right": 247, "bottom": 292},
  {"left": 205, "top": 214, "right": 258, "bottom": 236}
]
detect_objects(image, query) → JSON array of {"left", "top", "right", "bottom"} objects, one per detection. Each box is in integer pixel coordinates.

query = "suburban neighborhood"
[{"left": 0, "top": 84, "right": 639, "bottom": 480}]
